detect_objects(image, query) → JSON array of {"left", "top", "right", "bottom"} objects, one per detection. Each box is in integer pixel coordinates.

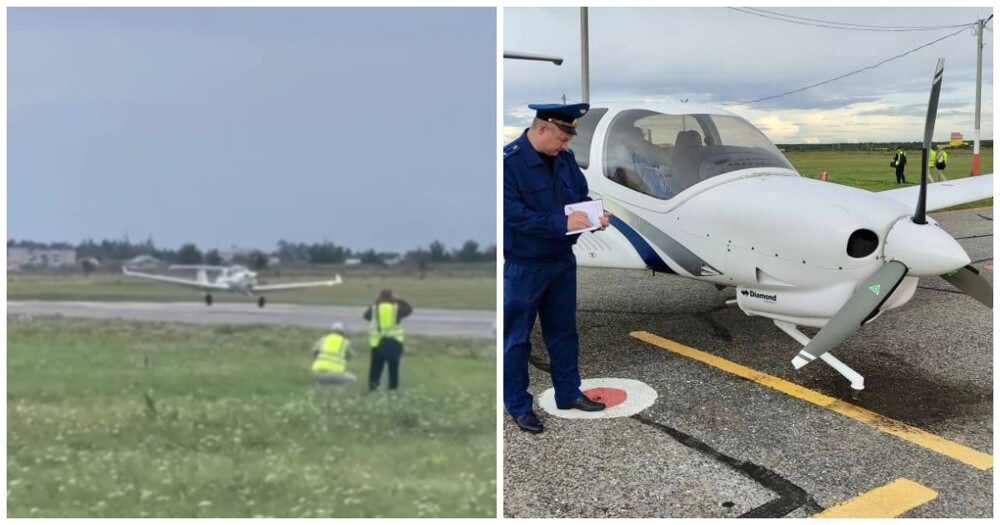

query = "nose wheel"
[
  {"left": 205, "top": 294, "right": 213, "bottom": 306},
  {"left": 257, "top": 296, "right": 266, "bottom": 308}
]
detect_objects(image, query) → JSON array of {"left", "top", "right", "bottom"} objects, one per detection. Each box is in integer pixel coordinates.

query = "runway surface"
[
  {"left": 6, "top": 301, "right": 496, "bottom": 339},
  {"left": 504, "top": 207, "right": 993, "bottom": 518}
]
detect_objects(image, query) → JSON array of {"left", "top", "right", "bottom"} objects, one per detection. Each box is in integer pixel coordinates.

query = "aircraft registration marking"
[
  {"left": 630, "top": 331, "right": 993, "bottom": 471},
  {"left": 812, "top": 478, "right": 938, "bottom": 518}
]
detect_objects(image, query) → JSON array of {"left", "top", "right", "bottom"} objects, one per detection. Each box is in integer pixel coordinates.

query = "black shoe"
[
  {"left": 513, "top": 412, "right": 544, "bottom": 434},
  {"left": 557, "top": 395, "right": 606, "bottom": 411}
]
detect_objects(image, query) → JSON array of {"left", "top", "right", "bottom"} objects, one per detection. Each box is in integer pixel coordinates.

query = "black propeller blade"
[
  {"left": 503, "top": 51, "right": 564, "bottom": 65},
  {"left": 942, "top": 265, "right": 993, "bottom": 309},
  {"left": 913, "top": 58, "right": 944, "bottom": 225},
  {"left": 793, "top": 261, "right": 909, "bottom": 369}
]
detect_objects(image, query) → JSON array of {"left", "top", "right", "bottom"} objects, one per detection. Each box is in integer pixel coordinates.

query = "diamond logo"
[{"left": 870, "top": 284, "right": 881, "bottom": 295}]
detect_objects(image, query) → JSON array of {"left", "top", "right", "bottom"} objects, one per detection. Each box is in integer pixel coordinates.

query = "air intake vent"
[{"left": 847, "top": 229, "right": 879, "bottom": 258}]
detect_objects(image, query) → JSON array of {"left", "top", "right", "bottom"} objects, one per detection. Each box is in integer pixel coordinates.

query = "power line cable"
[
  {"left": 730, "top": 7, "right": 973, "bottom": 32},
  {"left": 725, "top": 26, "right": 968, "bottom": 107}
]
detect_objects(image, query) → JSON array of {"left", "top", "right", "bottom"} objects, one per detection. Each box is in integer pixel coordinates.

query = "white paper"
[{"left": 564, "top": 199, "right": 604, "bottom": 235}]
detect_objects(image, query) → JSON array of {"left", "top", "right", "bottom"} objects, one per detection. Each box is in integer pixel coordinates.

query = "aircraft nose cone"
[{"left": 883, "top": 218, "right": 970, "bottom": 277}]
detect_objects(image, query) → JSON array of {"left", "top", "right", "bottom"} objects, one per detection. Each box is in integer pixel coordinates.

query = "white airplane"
[
  {"left": 559, "top": 59, "right": 992, "bottom": 390},
  {"left": 122, "top": 264, "right": 343, "bottom": 308}
]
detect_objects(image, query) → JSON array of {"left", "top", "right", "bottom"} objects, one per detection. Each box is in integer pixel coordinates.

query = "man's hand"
[
  {"left": 598, "top": 210, "right": 612, "bottom": 231},
  {"left": 567, "top": 211, "right": 592, "bottom": 231}
]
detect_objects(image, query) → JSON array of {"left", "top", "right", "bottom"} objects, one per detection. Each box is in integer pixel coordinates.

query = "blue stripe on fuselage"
[{"left": 609, "top": 216, "right": 675, "bottom": 273}]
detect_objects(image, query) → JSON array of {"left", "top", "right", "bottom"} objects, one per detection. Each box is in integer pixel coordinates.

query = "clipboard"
[{"left": 564, "top": 199, "right": 604, "bottom": 235}]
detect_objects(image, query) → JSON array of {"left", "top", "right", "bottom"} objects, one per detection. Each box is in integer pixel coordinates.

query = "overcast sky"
[
  {"left": 9, "top": 7, "right": 496, "bottom": 252},
  {"left": 505, "top": 7, "right": 993, "bottom": 144}
]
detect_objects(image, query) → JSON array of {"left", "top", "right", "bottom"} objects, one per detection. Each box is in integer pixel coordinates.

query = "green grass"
[
  {"left": 7, "top": 273, "right": 496, "bottom": 310},
  {"left": 785, "top": 148, "right": 993, "bottom": 210},
  {"left": 7, "top": 317, "right": 496, "bottom": 518}
]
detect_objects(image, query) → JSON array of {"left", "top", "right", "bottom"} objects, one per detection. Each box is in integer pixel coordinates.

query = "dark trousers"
[
  {"left": 369, "top": 338, "right": 403, "bottom": 391},
  {"left": 503, "top": 259, "right": 583, "bottom": 417},
  {"left": 895, "top": 169, "right": 906, "bottom": 184}
]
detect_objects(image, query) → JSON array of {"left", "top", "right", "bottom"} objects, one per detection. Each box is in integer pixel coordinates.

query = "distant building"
[
  {"left": 7, "top": 247, "right": 77, "bottom": 268},
  {"left": 126, "top": 254, "right": 162, "bottom": 268},
  {"left": 220, "top": 248, "right": 257, "bottom": 263},
  {"left": 344, "top": 257, "right": 362, "bottom": 266},
  {"left": 950, "top": 132, "right": 965, "bottom": 147}
]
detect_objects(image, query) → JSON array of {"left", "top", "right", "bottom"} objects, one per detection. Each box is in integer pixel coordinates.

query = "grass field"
[
  {"left": 6, "top": 272, "right": 496, "bottom": 310},
  {"left": 7, "top": 317, "right": 496, "bottom": 518},
  {"left": 785, "top": 147, "right": 993, "bottom": 210}
]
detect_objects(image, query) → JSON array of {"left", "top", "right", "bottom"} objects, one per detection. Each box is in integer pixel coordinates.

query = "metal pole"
[
  {"left": 581, "top": 7, "right": 590, "bottom": 104},
  {"left": 972, "top": 18, "right": 986, "bottom": 176}
]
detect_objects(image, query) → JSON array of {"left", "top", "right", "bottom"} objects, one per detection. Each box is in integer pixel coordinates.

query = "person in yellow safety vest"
[
  {"left": 928, "top": 144, "right": 948, "bottom": 182},
  {"left": 891, "top": 146, "right": 907, "bottom": 184},
  {"left": 363, "top": 289, "right": 413, "bottom": 392},
  {"left": 310, "top": 322, "right": 356, "bottom": 388}
]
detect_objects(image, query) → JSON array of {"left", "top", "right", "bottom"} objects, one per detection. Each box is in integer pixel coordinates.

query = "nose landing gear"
[
  {"left": 205, "top": 294, "right": 213, "bottom": 306},
  {"left": 257, "top": 296, "right": 266, "bottom": 308}
]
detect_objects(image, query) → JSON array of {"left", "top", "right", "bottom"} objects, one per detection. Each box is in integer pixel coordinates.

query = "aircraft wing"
[
  {"left": 251, "top": 275, "right": 343, "bottom": 293},
  {"left": 879, "top": 174, "right": 993, "bottom": 213},
  {"left": 121, "top": 267, "right": 229, "bottom": 290}
]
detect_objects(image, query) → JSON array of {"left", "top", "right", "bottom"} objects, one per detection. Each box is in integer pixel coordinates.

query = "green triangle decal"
[{"left": 870, "top": 284, "right": 881, "bottom": 295}]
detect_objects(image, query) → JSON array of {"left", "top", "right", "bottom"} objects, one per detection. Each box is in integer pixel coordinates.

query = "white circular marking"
[{"left": 538, "top": 377, "right": 658, "bottom": 419}]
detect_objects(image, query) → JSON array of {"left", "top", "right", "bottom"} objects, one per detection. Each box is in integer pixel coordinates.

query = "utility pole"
[
  {"left": 562, "top": 93, "right": 567, "bottom": 105},
  {"left": 972, "top": 15, "right": 991, "bottom": 176},
  {"left": 581, "top": 7, "right": 590, "bottom": 104}
]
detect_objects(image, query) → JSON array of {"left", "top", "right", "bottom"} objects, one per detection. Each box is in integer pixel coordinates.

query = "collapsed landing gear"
[
  {"left": 257, "top": 296, "right": 266, "bottom": 308},
  {"left": 205, "top": 294, "right": 213, "bottom": 306},
  {"left": 773, "top": 320, "right": 865, "bottom": 391}
]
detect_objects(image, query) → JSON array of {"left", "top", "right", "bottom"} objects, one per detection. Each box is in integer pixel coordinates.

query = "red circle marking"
[
  {"left": 584, "top": 387, "right": 628, "bottom": 409},
  {"left": 985, "top": 262, "right": 993, "bottom": 271}
]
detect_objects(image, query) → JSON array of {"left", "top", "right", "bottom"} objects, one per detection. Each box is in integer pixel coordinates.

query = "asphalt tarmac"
[
  {"left": 6, "top": 301, "right": 496, "bottom": 339},
  {"left": 504, "top": 207, "right": 993, "bottom": 518}
]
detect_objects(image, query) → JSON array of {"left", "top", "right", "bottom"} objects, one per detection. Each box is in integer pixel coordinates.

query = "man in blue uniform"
[{"left": 503, "top": 102, "right": 612, "bottom": 434}]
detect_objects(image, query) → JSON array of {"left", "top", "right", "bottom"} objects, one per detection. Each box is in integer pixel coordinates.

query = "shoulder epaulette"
[{"left": 503, "top": 143, "right": 520, "bottom": 159}]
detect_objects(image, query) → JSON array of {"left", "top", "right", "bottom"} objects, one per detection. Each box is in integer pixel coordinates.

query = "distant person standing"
[
  {"left": 311, "top": 322, "right": 356, "bottom": 389},
  {"left": 891, "top": 146, "right": 908, "bottom": 184},
  {"left": 364, "top": 289, "right": 412, "bottom": 392},
  {"left": 929, "top": 144, "right": 948, "bottom": 182}
]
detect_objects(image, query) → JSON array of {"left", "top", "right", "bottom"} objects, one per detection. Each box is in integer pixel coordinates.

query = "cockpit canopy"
[{"left": 571, "top": 108, "right": 794, "bottom": 200}]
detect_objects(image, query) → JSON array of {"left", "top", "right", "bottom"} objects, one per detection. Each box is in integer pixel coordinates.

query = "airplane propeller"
[
  {"left": 793, "top": 59, "right": 992, "bottom": 370},
  {"left": 792, "top": 261, "right": 908, "bottom": 369},
  {"left": 912, "top": 58, "right": 944, "bottom": 225},
  {"left": 942, "top": 265, "right": 993, "bottom": 308}
]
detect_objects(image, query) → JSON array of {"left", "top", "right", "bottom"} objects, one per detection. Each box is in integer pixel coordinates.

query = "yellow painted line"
[
  {"left": 813, "top": 478, "right": 938, "bottom": 518},
  {"left": 631, "top": 331, "right": 993, "bottom": 470}
]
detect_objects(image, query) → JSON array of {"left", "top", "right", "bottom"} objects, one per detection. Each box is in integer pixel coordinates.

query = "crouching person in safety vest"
[
  {"left": 311, "top": 322, "right": 356, "bottom": 389},
  {"left": 364, "top": 289, "right": 412, "bottom": 392}
]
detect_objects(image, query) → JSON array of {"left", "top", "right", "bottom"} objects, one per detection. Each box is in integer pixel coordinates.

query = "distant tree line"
[
  {"left": 7, "top": 237, "right": 497, "bottom": 268},
  {"left": 777, "top": 140, "right": 993, "bottom": 153}
]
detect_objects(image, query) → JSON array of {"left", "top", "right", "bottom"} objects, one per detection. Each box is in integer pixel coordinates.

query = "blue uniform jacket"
[{"left": 503, "top": 130, "right": 591, "bottom": 265}]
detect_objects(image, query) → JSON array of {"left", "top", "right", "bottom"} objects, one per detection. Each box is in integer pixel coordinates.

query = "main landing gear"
[
  {"left": 257, "top": 296, "right": 266, "bottom": 308},
  {"left": 204, "top": 294, "right": 213, "bottom": 306}
]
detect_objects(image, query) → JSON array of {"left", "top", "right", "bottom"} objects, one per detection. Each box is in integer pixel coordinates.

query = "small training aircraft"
[
  {"left": 558, "top": 59, "right": 992, "bottom": 390},
  {"left": 122, "top": 264, "right": 343, "bottom": 308}
]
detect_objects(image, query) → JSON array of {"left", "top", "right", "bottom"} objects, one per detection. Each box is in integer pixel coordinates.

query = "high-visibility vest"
[
  {"left": 370, "top": 301, "right": 405, "bottom": 347},
  {"left": 929, "top": 150, "right": 948, "bottom": 167},
  {"left": 311, "top": 333, "right": 348, "bottom": 374}
]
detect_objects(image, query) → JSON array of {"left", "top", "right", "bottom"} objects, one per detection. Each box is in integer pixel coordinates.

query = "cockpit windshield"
[{"left": 603, "top": 110, "right": 793, "bottom": 200}]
